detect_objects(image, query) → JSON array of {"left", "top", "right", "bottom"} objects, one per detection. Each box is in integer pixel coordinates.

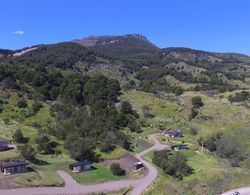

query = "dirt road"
[{"left": 0, "top": 134, "right": 167, "bottom": 195}]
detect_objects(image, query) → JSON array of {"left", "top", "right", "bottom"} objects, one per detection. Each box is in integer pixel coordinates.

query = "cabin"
[
  {"left": 165, "top": 129, "right": 183, "bottom": 138},
  {"left": 0, "top": 139, "right": 9, "bottom": 147},
  {"left": 69, "top": 161, "right": 92, "bottom": 173},
  {"left": 133, "top": 161, "right": 144, "bottom": 170},
  {"left": 0, "top": 139, "right": 13, "bottom": 152},
  {"left": 0, "top": 161, "right": 29, "bottom": 175},
  {"left": 171, "top": 144, "right": 188, "bottom": 151}
]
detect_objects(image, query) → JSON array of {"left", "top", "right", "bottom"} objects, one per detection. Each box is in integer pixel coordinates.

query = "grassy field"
[
  {"left": 121, "top": 90, "right": 250, "bottom": 194},
  {"left": 143, "top": 148, "right": 250, "bottom": 195},
  {"left": 67, "top": 163, "right": 127, "bottom": 184},
  {"left": 95, "top": 147, "right": 128, "bottom": 160}
]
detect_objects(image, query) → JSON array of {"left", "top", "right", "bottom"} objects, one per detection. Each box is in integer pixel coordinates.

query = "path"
[
  {"left": 0, "top": 134, "right": 167, "bottom": 195},
  {"left": 221, "top": 187, "right": 250, "bottom": 195}
]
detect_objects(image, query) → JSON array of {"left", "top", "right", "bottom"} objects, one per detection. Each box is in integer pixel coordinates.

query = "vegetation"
[
  {"left": 200, "top": 133, "right": 247, "bottom": 166},
  {"left": 152, "top": 151, "right": 193, "bottom": 180},
  {"left": 228, "top": 91, "right": 250, "bottom": 102},
  {"left": 12, "top": 129, "right": 25, "bottom": 143},
  {"left": 0, "top": 35, "right": 250, "bottom": 192},
  {"left": 110, "top": 163, "right": 126, "bottom": 176},
  {"left": 17, "top": 144, "right": 37, "bottom": 161}
]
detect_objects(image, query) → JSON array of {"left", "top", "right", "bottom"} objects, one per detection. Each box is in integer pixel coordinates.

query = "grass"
[
  {"left": 95, "top": 147, "right": 128, "bottom": 160},
  {"left": 144, "top": 148, "right": 250, "bottom": 195},
  {"left": 67, "top": 163, "right": 127, "bottom": 184},
  {"left": 121, "top": 90, "right": 250, "bottom": 194}
]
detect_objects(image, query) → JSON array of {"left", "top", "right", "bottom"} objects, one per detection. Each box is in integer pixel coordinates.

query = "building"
[
  {"left": 0, "top": 139, "right": 9, "bottom": 147},
  {"left": 171, "top": 144, "right": 188, "bottom": 151},
  {"left": 165, "top": 129, "right": 183, "bottom": 138},
  {"left": 133, "top": 161, "right": 144, "bottom": 170},
  {"left": 0, "top": 139, "right": 13, "bottom": 152},
  {"left": 69, "top": 161, "right": 92, "bottom": 173},
  {"left": 0, "top": 161, "right": 29, "bottom": 175}
]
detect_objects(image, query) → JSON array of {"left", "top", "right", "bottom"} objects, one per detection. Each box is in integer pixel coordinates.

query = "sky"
[{"left": 1, "top": 0, "right": 250, "bottom": 54}]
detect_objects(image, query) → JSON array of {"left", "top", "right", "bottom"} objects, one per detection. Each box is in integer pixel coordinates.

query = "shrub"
[
  {"left": 18, "top": 144, "right": 36, "bottom": 160},
  {"left": 12, "top": 129, "right": 24, "bottom": 143},
  {"left": 152, "top": 151, "right": 193, "bottom": 180},
  {"left": 191, "top": 96, "right": 204, "bottom": 108},
  {"left": 189, "top": 128, "right": 198, "bottom": 136},
  {"left": 0, "top": 104, "right": 3, "bottom": 113},
  {"left": 17, "top": 98, "right": 27, "bottom": 108},
  {"left": 173, "top": 86, "right": 184, "bottom": 96},
  {"left": 32, "top": 102, "right": 43, "bottom": 113},
  {"left": 110, "top": 163, "right": 126, "bottom": 176}
]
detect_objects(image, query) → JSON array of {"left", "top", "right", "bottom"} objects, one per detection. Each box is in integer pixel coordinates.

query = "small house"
[
  {"left": 69, "top": 161, "right": 92, "bottom": 173},
  {"left": 0, "top": 161, "right": 29, "bottom": 175},
  {"left": 165, "top": 129, "right": 183, "bottom": 138},
  {"left": 0, "top": 139, "right": 13, "bottom": 152},
  {"left": 171, "top": 144, "right": 188, "bottom": 151},
  {"left": 133, "top": 161, "right": 144, "bottom": 170},
  {"left": 0, "top": 139, "right": 9, "bottom": 147}
]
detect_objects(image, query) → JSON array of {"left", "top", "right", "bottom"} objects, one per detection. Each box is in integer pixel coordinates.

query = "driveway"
[{"left": 0, "top": 134, "right": 167, "bottom": 195}]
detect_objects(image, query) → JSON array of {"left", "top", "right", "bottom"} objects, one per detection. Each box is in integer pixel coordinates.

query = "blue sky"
[{"left": 1, "top": 0, "right": 250, "bottom": 54}]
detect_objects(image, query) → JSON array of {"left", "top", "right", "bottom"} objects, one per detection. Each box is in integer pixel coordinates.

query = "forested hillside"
[{"left": 0, "top": 34, "right": 250, "bottom": 194}]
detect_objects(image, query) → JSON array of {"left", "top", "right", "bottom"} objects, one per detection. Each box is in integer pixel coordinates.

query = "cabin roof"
[
  {"left": 0, "top": 139, "right": 9, "bottom": 146},
  {"left": 1, "top": 161, "right": 29, "bottom": 169},
  {"left": 70, "top": 161, "right": 91, "bottom": 167}
]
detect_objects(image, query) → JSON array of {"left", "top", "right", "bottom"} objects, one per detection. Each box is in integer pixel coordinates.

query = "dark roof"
[
  {"left": 1, "top": 161, "right": 29, "bottom": 169},
  {"left": 166, "top": 129, "right": 183, "bottom": 137},
  {"left": 0, "top": 139, "right": 9, "bottom": 146},
  {"left": 70, "top": 161, "right": 91, "bottom": 167}
]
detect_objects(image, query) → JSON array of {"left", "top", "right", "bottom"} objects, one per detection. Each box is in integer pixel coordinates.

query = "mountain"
[
  {"left": 1, "top": 34, "right": 250, "bottom": 92},
  {"left": 73, "top": 34, "right": 160, "bottom": 62}
]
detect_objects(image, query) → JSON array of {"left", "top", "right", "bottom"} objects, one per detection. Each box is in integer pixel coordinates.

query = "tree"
[
  {"left": 36, "top": 133, "right": 57, "bottom": 154},
  {"left": 173, "top": 86, "right": 184, "bottom": 96},
  {"left": 142, "top": 106, "right": 154, "bottom": 118},
  {"left": 0, "top": 104, "right": 3, "bottom": 113},
  {"left": 191, "top": 96, "right": 204, "bottom": 108},
  {"left": 17, "top": 98, "right": 27, "bottom": 108},
  {"left": 121, "top": 101, "right": 133, "bottom": 115},
  {"left": 152, "top": 151, "right": 193, "bottom": 180},
  {"left": 12, "top": 129, "right": 24, "bottom": 143},
  {"left": 65, "top": 135, "right": 97, "bottom": 162},
  {"left": 32, "top": 102, "right": 43, "bottom": 113},
  {"left": 216, "top": 135, "right": 246, "bottom": 166},
  {"left": 110, "top": 163, "right": 126, "bottom": 176},
  {"left": 18, "top": 144, "right": 36, "bottom": 160}
]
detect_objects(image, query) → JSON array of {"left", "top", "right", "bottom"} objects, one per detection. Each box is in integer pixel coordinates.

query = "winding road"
[{"left": 0, "top": 134, "right": 167, "bottom": 195}]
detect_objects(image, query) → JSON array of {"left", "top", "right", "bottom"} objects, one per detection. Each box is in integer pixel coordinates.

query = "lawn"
[
  {"left": 67, "top": 163, "right": 127, "bottom": 184},
  {"left": 143, "top": 145, "right": 250, "bottom": 195},
  {"left": 95, "top": 147, "right": 128, "bottom": 160}
]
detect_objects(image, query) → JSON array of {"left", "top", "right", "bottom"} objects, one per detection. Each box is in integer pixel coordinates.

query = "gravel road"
[{"left": 0, "top": 134, "right": 167, "bottom": 195}]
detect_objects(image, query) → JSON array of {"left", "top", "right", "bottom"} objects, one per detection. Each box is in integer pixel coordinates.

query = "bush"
[
  {"left": 0, "top": 104, "right": 3, "bottom": 113},
  {"left": 200, "top": 133, "right": 246, "bottom": 166},
  {"left": 17, "top": 98, "right": 27, "bottom": 108},
  {"left": 189, "top": 128, "right": 198, "bottom": 136},
  {"left": 152, "top": 151, "right": 193, "bottom": 180},
  {"left": 173, "top": 86, "right": 184, "bottom": 96},
  {"left": 12, "top": 129, "right": 24, "bottom": 143},
  {"left": 32, "top": 102, "right": 43, "bottom": 113},
  {"left": 110, "top": 163, "right": 126, "bottom": 176},
  {"left": 191, "top": 96, "right": 204, "bottom": 108},
  {"left": 18, "top": 144, "right": 36, "bottom": 160}
]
